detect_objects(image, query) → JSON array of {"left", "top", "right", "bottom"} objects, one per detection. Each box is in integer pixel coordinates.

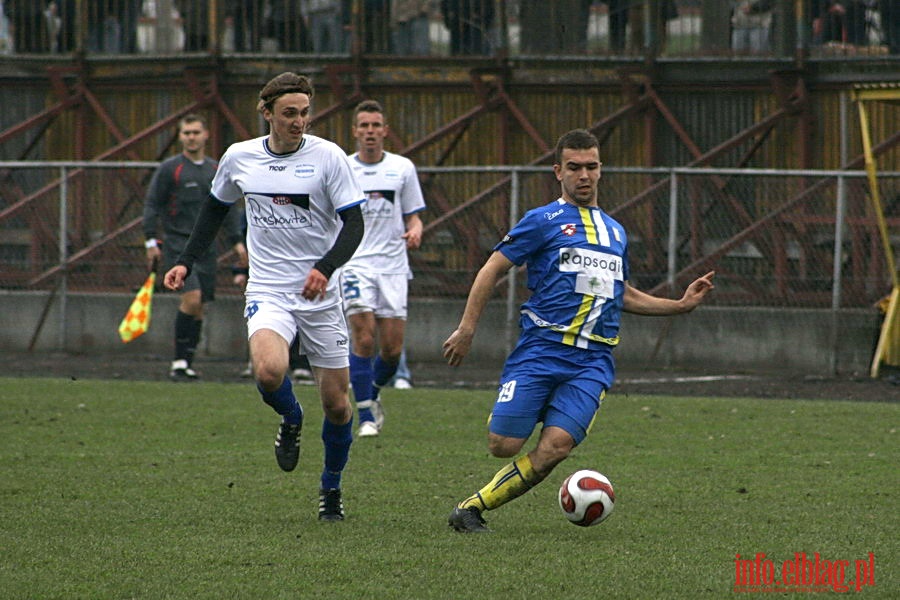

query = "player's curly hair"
[
  {"left": 554, "top": 129, "right": 600, "bottom": 165},
  {"left": 257, "top": 72, "right": 314, "bottom": 113}
]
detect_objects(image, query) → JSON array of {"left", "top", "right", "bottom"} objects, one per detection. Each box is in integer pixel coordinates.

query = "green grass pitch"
[{"left": 0, "top": 377, "right": 896, "bottom": 599}]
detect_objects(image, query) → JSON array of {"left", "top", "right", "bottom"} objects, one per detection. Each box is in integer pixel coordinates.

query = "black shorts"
[{"left": 163, "top": 244, "right": 217, "bottom": 303}]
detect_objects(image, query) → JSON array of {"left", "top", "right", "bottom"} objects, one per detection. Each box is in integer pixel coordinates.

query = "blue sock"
[
  {"left": 373, "top": 355, "right": 399, "bottom": 390},
  {"left": 349, "top": 353, "right": 374, "bottom": 422},
  {"left": 257, "top": 376, "right": 303, "bottom": 425},
  {"left": 321, "top": 417, "right": 353, "bottom": 490}
]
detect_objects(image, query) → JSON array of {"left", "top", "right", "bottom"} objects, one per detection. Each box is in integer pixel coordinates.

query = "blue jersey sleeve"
[{"left": 494, "top": 209, "right": 544, "bottom": 266}]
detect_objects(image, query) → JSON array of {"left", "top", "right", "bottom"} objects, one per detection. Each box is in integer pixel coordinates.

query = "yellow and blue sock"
[{"left": 458, "top": 455, "right": 542, "bottom": 512}]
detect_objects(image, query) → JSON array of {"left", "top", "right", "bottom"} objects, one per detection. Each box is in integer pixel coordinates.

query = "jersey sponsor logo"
[
  {"left": 559, "top": 247, "right": 623, "bottom": 297},
  {"left": 501, "top": 233, "right": 514, "bottom": 244},
  {"left": 561, "top": 223, "right": 577, "bottom": 236},
  {"left": 364, "top": 189, "right": 396, "bottom": 202},
  {"left": 246, "top": 195, "right": 311, "bottom": 229},
  {"left": 385, "top": 170, "right": 401, "bottom": 179},
  {"left": 294, "top": 164, "right": 315, "bottom": 178},
  {"left": 559, "top": 248, "right": 623, "bottom": 274},
  {"left": 269, "top": 165, "right": 287, "bottom": 171},
  {"left": 362, "top": 205, "right": 393, "bottom": 219},
  {"left": 259, "top": 193, "right": 310, "bottom": 209},
  {"left": 545, "top": 207, "right": 565, "bottom": 220},
  {"left": 362, "top": 189, "right": 395, "bottom": 219}
]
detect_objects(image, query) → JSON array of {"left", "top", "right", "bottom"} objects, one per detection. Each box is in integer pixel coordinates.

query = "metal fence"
[
  {"left": 1, "top": 162, "right": 898, "bottom": 315},
  {"left": 415, "top": 165, "right": 899, "bottom": 308}
]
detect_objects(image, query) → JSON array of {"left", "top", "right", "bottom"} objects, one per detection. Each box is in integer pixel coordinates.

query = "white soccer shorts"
[
  {"left": 244, "top": 290, "right": 350, "bottom": 369},
  {"left": 340, "top": 269, "right": 408, "bottom": 319}
]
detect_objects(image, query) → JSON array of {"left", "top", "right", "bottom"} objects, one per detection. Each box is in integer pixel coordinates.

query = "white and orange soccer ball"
[{"left": 558, "top": 469, "right": 616, "bottom": 527}]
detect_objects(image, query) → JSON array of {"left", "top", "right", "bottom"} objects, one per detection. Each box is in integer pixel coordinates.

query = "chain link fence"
[
  {"left": 1, "top": 162, "right": 898, "bottom": 315},
  {"left": 415, "top": 165, "right": 899, "bottom": 310}
]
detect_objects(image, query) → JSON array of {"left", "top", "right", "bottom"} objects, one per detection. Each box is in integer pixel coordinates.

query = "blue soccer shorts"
[{"left": 488, "top": 335, "right": 615, "bottom": 445}]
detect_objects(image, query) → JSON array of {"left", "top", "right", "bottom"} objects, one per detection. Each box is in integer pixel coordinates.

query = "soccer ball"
[{"left": 558, "top": 469, "right": 615, "bottom": 527}]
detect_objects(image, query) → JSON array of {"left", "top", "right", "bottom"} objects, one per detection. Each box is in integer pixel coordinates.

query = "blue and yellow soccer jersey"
[{"left": 496, "top": 198, "right": 629, "bottom": 351}]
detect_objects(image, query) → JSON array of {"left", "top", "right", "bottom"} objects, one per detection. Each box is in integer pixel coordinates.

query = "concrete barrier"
[{"left": 0, "top": 290, "right": 880, "bottom": 375}]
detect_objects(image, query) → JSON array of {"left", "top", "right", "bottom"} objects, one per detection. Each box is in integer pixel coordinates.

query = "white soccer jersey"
[
  {"left": 211, "top": 134, "right": 364, "bottom": 303},
  {"left": 344, "top": 151, "right": 426, "bottom": 274}
]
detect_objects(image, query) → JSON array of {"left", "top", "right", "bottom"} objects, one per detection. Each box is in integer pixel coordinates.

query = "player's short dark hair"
[
  {"left": 353, "top": 99, "right": 384, "bottom": 120},
  {"left": 178, "top": 113, "right": 207, "bottom": 132},
  {"left": 554, "top": 129, "right": 600, "bottom": 164},
  {"left": 257, "top": 72, "right": 314, "bottom": 113}
]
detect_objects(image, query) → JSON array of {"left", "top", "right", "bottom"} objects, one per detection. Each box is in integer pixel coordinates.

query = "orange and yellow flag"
[{"left": 118, "top": 271, "right": 156, "bottom": 343}]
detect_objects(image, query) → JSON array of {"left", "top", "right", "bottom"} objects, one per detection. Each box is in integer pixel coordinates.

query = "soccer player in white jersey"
[
  {"left": 164, "top": 73, "right": 365, "bottom": 522},
  {"left": 342, "top": 100, "right": 426, "bottom": 437},
  {"left": 442, "top": 129, "right": 716, "bottom": 533}
]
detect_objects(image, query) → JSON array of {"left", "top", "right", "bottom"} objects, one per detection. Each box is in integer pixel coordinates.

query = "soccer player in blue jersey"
[
  {"left": 164, "top": 72, "right": 365, "bottom": 521},
  {"left": 443, "top": 129, "right": 715, "bottom": 533}
]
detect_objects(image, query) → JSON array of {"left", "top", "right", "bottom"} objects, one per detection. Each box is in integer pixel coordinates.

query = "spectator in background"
[
  {"left": 87, "top": 0, "right": 141, "bottom": 53},
  {"left": 143, "top": 114, "right": 246, "bottom": 381},
  {"left": 0, "top": 3, "right": 10, "bottom": 55},
  {"left": 228, "top": 0, "right": 264, "bottom": 52},
  {"left": 731, "top": 0, "right": 773, "bottom": 54},
  {"left": 604, "top": 0, "right": 628, "bottom": 52},
  {"left": 51, "top": 0, "right": 77, "bottom": 53},
  {"left": 364, "top": 0, "right": 391, "bottom": 52},
  {"left": 303, "top": 0, "right": 349, "bottom": 53},
  {"left": 440, "top": 0, "right": 494, "bottom": 55},
  {"left": 813, "top": 0, "right": 868, "bottom": 46},
  {"left": 628, "top": 0, "right": 679, "bottom": 54},
  {"left": 267, "top": 0, "right": 312, "bottom": 52},
  {"left": 4, "top": 0, "right": 50, "bottom": 52},
  {"left": 179, "top": 0, "right": 210, "bottom": 51},
  {"left": 519, "top": 1, "right": 592, "bottom": 55},
  {"left": 881, "top": 0, "right": 898, "bottom": 53},
  {"left": 391, "top": 0, "right": 432, "bottom": 55}
]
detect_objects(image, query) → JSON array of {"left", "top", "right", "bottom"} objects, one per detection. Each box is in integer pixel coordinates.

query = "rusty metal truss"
[{"left": 0, "top": 63, "right": 898, "bottom": 309}]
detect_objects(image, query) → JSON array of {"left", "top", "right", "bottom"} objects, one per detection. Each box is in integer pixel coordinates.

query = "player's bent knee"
[
  {"left": 531, "top": 429, "right": 576, "bottom": 474},
  {"left": 530, "top": 446, "right": 570, "bottom": 476},
  {"left": 254, "top": 365, "right": 286, "bottom": 390},
  {"left": 352, "top": 337, "right": 377, "bottom": 357},
  {"left": 487, "top": 434, "right": 525, "bottom": 458},
  {"left": 323, "top": 399, "right": 353, "bottom": 424}
]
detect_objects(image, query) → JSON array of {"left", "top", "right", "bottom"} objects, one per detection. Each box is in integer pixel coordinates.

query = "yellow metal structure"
[{"left": 852, "top": 84, "right": 900, "bottom": 377}]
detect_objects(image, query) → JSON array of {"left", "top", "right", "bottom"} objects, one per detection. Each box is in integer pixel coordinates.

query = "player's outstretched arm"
[
  {"left": 680, "top": 270, "right": 716, "bottom": 310},
  {"left": 624, "top": 270, "right": 715, "bottom": 316},
  {"left": 443, "top": 251, "right": 514, "bottom": 366}
]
